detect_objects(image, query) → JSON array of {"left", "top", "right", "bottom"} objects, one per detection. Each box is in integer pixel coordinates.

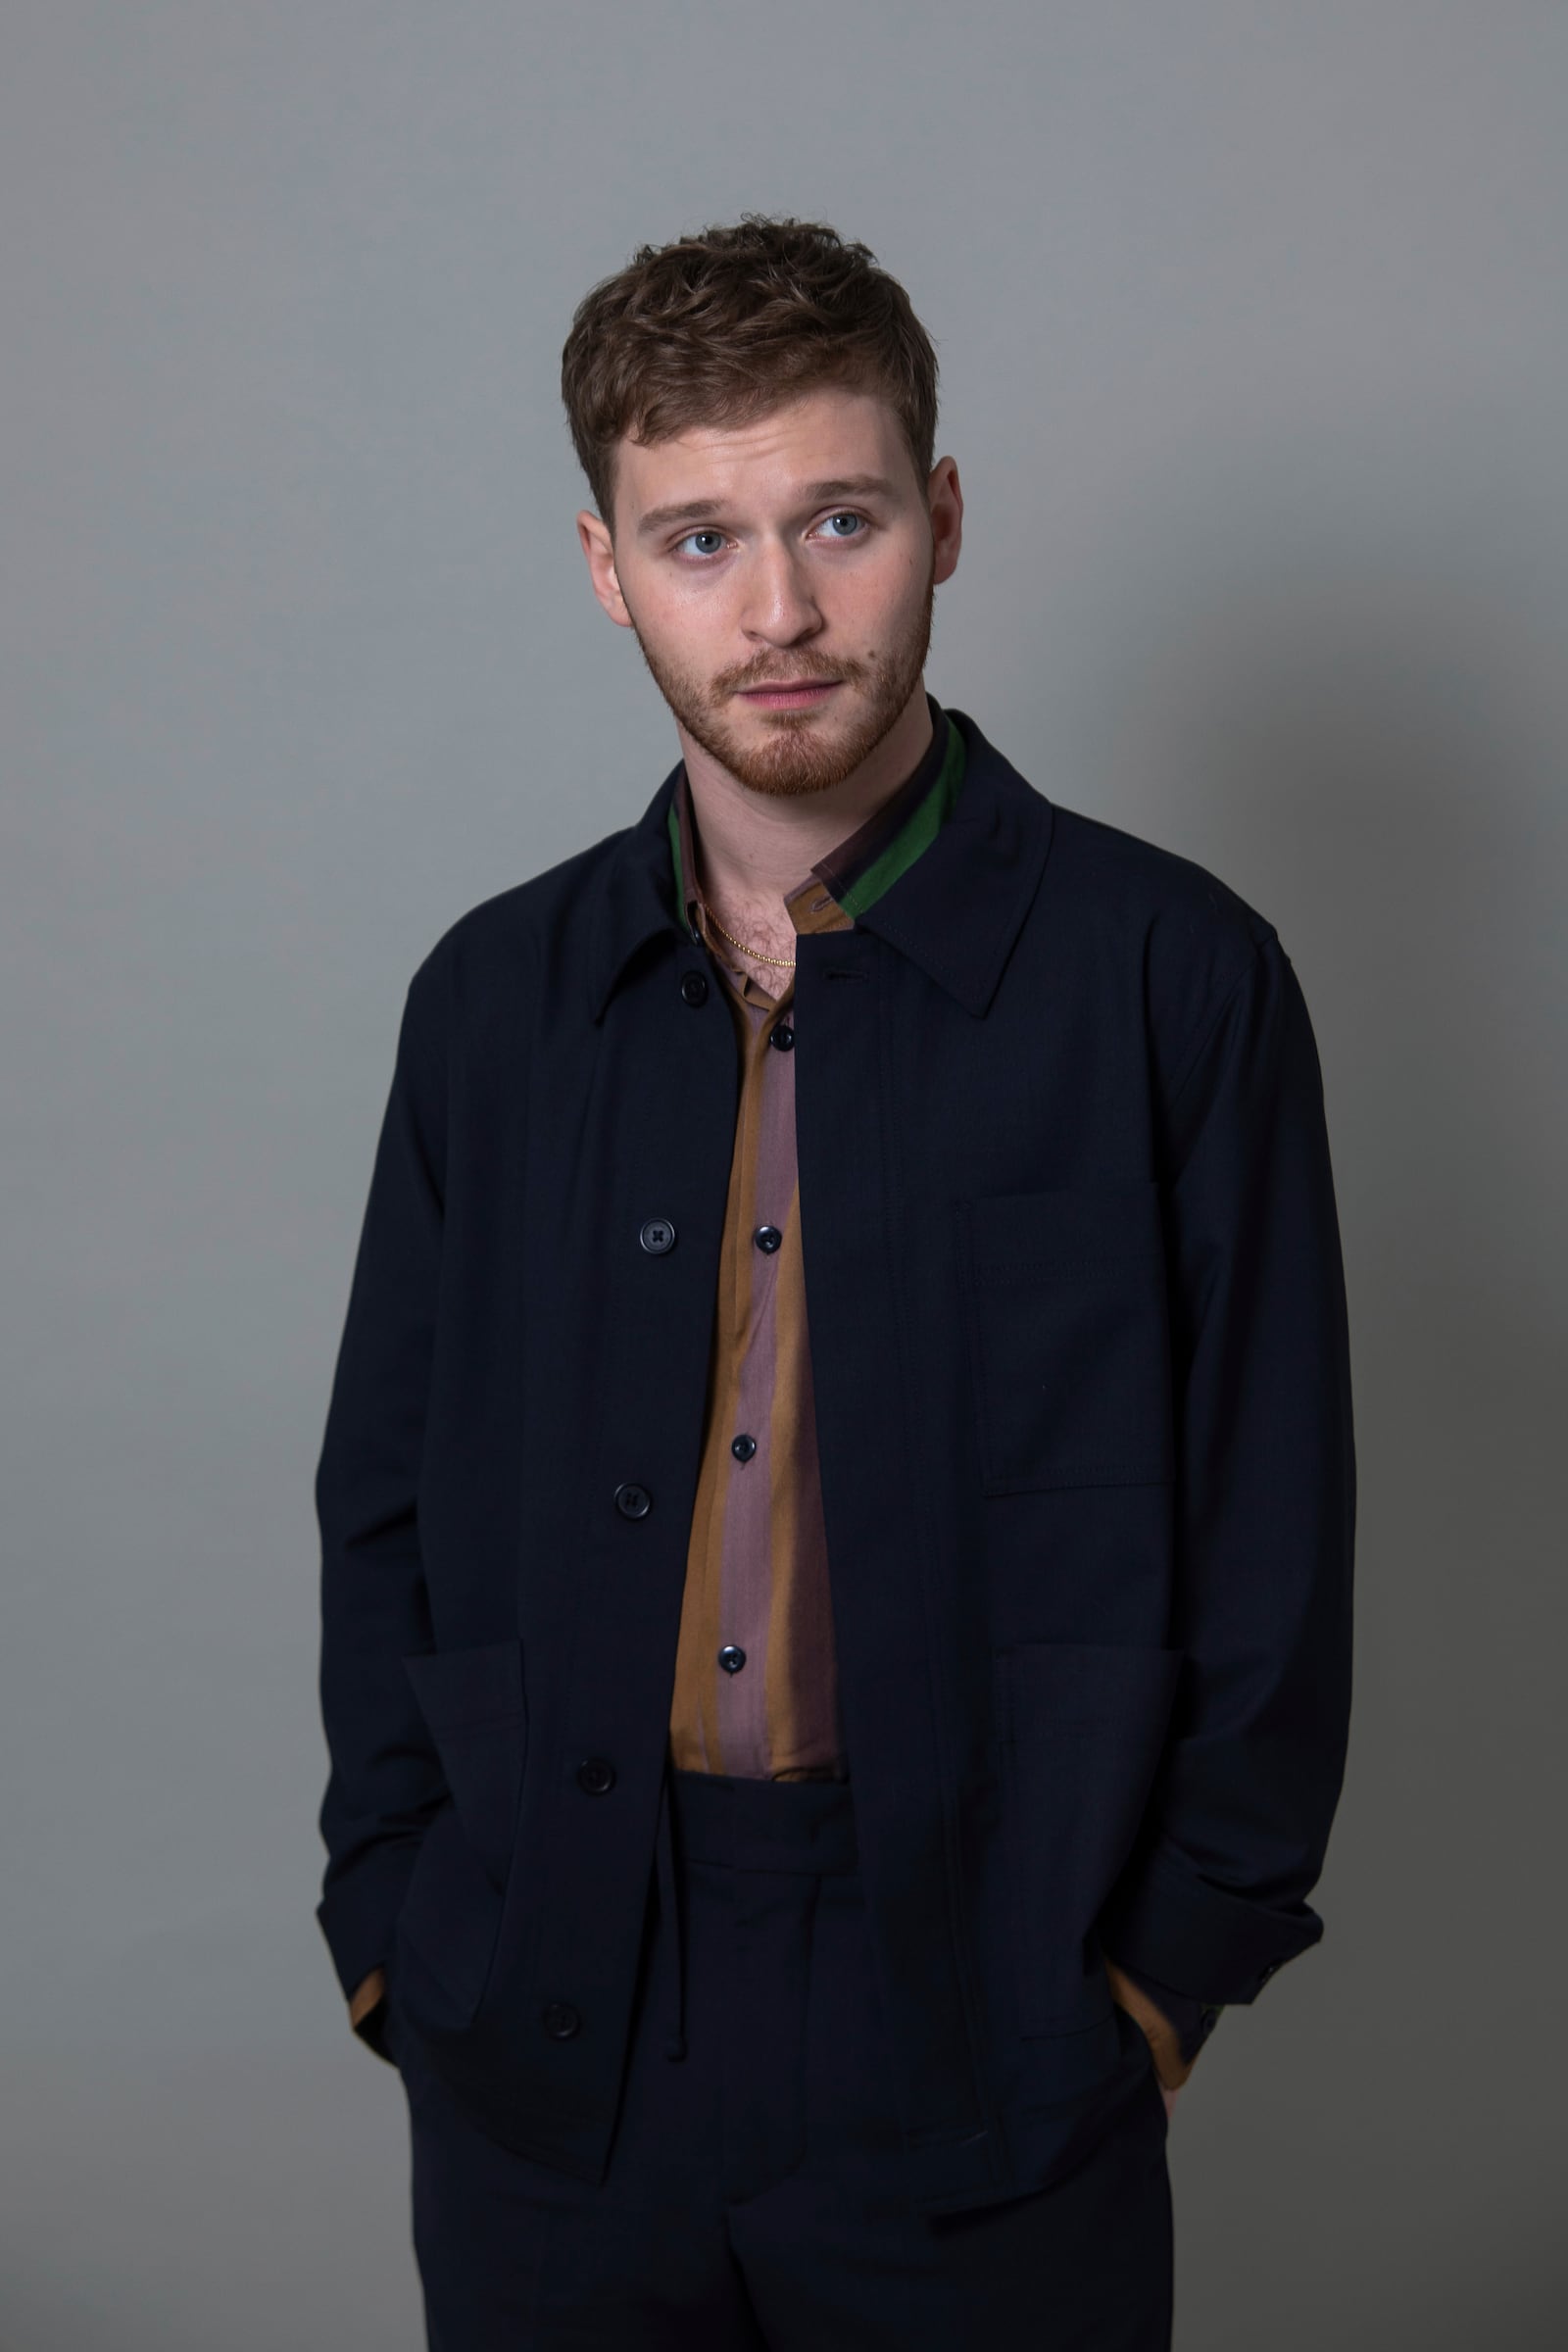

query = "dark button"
[
  {"left": 1258, "top": 1959, "right": 1281, "bottom": 1985},
  {"left": 731, "top": 1434, "right": 758, "bottom": 1462},
  {"left": 769, "top": 1021, "right": 795, "bottom": 1051},
  {"left": 639, "top": 1218, "right": 676, "bottom": 1253},
  {"left": 718, "top": 1645, "right": 746, "bottom": 1674},
  {"left": 542, "top": 2002, "right": 581, "bottom": 2039},
  {"left": 681, "top": 971, "right": 710, "bottom": 1005},
  {"left": 577, "top": 1757, "right": 616, "bottom": 1794},
  {"left": 754, "top": 1225, "right": 783, "bottom": 1253},
  {"left": 614, "top": 1483, "right": 651, "bottom": 1518}
]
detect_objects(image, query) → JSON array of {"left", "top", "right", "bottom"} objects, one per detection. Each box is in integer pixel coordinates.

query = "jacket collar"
[{"left": 585, "top": 703, "right": 1055, "bottom": 1025}]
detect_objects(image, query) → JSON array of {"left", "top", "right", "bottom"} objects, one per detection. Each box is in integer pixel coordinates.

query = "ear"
[
  {"left": 928, "top": 457, "right": 963, "bottom": 587},
  {"left": 576, "top": 510, "right": 634, "bottom": 629}
]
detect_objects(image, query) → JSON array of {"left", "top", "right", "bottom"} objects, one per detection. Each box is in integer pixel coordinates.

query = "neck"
[{"left": 679, "top": 684, "right": 933, "bottom": 920}]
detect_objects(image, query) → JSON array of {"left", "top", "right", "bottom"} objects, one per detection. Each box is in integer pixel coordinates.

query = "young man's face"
[{"left": 576, "top": 385, "right": 961, "bottom": 799}]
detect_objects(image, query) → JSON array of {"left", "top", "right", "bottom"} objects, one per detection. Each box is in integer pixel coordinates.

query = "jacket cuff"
[
  {"left": 1100, "top": 1836, "right": 1324, "bottom": 2005},
  {"left": 316, "top": 1838, "right": 420, "bottom": 2004}
]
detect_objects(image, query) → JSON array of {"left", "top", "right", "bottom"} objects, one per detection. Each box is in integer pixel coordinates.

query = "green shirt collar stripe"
[
  {"left": 833, "top": 710, "right": 965, "bottom": 920},
  {"left": 665, "top": 699, "right": 966, "bottom": 942}
]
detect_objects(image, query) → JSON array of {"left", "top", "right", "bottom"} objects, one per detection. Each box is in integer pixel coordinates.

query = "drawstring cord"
[{"left": 655, "top": 1757, "right": 687, "bottom": 2061}]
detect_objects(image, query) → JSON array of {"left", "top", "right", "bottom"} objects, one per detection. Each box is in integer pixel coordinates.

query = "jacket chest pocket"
[
  {"left": 957, "top": 1180, "right": 1175, "bottom": 1495},
  {"left": 995, "top": 1641, "right": 1184, "bottom": 2036}
]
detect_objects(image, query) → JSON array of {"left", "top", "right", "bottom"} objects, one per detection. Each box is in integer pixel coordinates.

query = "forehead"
[{"left": 619, "top": 386, "right": 908, "bottom": 517}]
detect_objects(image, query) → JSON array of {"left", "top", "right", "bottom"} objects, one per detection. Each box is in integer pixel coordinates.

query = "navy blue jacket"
[{"left": 314, "top": 704, "right": 1356, "bottom": 2218}]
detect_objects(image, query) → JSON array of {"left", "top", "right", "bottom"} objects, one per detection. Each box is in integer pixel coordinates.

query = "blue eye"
[{"left": 670, "top": 512, "right": 869, "bottom": 561}]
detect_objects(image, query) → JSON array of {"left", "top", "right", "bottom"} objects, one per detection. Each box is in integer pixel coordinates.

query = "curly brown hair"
[{"left": 561, "top": 214, "right": 941, "bottom": 541}]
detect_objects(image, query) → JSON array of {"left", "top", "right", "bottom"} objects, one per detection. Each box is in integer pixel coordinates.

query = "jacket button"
[
  {"left": 614, "top": 1483, "right": 651, "bottom": 1518},
  {"left": 769, "top": 1021, "right": 795, "bottom": 1051},
  {"left": 639, "top": 1218, "right": 676, "bottom": 1253},
  {"left": 680, "top": 972, "right": 710, "bottom": 1005},
  {"left": 754, "top": 1225, "right": 782, "bottom": 1253},
  {"left": 1258, "top": 1959, "right": 1281, "bottom": 1985},
  {"left": 577, "top": 1757, "right": 616, "bottom": 1793},
  {"left": 542, "top": 2002, "right": 581, "bottom": 2039},
  {"left": 718, "top": 1645, "right": 746, "bottom": 1674}
]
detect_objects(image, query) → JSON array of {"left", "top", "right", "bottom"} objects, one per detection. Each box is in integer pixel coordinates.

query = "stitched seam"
[{"left": 1163, "top": 938, "right": 1266, "bottom": 1124}]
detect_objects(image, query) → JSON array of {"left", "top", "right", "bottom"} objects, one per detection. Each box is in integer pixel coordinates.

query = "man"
[{"left": 315, "top": 216, "right": 1355, "bottom": 2347}]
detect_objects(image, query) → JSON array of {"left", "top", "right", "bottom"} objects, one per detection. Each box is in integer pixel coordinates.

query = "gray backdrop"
[{"left": 4, "top": 5, "right": 1564, "bottom": 2346}]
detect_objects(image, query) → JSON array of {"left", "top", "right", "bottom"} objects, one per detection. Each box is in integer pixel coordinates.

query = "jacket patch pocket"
[
  {"left": 994, "top": 1641, "right": 1183, "bottom": 2037},
  {"left": 393, "top": 1638, "right": 528, "bottom": 2025},
  {"left": 958, "top": 1181, "right": 1174, "bottom": 1495}
]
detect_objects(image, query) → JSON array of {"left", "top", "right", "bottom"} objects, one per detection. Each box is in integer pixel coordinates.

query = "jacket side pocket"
[
  {"left": 995, "top": 1640, "right": 1183, "bottom": 2036},
  {"left": 391, "top": 1637, "right": 528, "bottom": 2027}
]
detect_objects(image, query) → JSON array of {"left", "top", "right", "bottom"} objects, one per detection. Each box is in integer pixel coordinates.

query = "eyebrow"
[{"left": 634, "top": 474, "right": 905, "bottom": 539}]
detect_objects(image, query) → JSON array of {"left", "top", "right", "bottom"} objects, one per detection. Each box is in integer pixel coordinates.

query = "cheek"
[
  {"left": 830, "top": 559, "right": 909, "bottom": 633},
  {"left": 846, "top": 579, "right": 920, "bottom": 658},
  {"left": 631, "top": 581, "right": 712, "bottom": 654},
  {"left": 653, "top": 577, "right": 735, "bottom": 640},
  {"left": 874, "top": 541, "right": 929, "bottom": 606}
]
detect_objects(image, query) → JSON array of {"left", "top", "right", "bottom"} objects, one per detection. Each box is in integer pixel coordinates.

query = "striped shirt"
[{"left": 663, "top": 693, "right": 963, "bottom": 1784}]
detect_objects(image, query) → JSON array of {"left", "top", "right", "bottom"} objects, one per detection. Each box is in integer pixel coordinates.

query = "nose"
[{"left": 738, "top": 536, "right": 824, "bottom": 647}]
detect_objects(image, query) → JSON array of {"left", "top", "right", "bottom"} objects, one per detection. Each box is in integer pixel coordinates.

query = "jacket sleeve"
[
  {"left": 1100, "top": 928, "right": 1356, "bottom": 2007},
  {"left": 314, "top": 968, "right": 451, "bottom": 2024}
]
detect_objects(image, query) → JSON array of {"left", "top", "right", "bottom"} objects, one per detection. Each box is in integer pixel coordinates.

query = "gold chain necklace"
[{"left": 702, "top": 904, "right": 797, "bottom": 968}]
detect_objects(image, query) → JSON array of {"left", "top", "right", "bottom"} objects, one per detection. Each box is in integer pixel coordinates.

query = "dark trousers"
[{"left": 388, "top": 1765, "right": 1174, "bottom": 2348}]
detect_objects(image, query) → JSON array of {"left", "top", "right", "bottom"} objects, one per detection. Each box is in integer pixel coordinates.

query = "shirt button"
[
  {"left": 754, "top": 1225, "right": 783, "bottom": 1253},
  {"left": 769, "top": 1022, "right": 795, "bottom": 1051},
  {"left": 731, "top": 1435, "right": 757, "bottom": 1461},
  {"left": 718, "top": 1645, "right": 747, "bottom": 1674}
]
